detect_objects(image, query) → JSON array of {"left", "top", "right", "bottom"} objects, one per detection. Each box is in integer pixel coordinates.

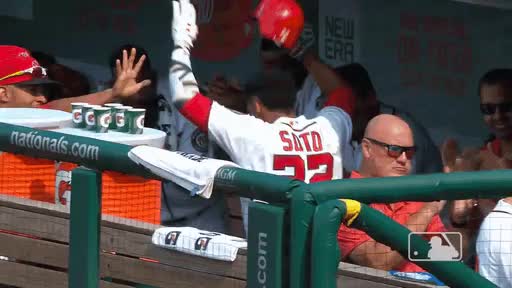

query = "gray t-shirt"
[{"left": 156, "top": 96, "right": 227, "bottom": 233}]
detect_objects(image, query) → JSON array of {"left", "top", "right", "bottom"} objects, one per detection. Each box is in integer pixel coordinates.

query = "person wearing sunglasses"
[
  {"left": 338, "top": 114, "right": 448, "bottom": 272},
  {"left": 441, "top": 69, "right": 512, "bottom": 278},
  {"left": 474, "top": 68, "right": 512, "bottom": 287},
  {"left": 0, "top": 45, "right": 150, "bottom": 111},
  {"left": 443, "top": 69, "right": 512, "bottom": 228},
  {"left": 479, "top": 69, "right": 512, "bottom": 154},
  {"left": 0, "top": 56, "right": 54, "bottom": 108},
  {"left": 362, "top": 136, "right": 416, "bottom": 177}
]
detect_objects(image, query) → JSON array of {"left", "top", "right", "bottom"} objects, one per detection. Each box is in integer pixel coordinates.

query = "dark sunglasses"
[
  {"left": 364, "top": 137, "right": 416, "bottom": 159},
  {"left": 0, "top": 66, "right": 47, "bottom": 82},
  {"left": 480, "top": 103, "right": 512, "bottom": 115}
]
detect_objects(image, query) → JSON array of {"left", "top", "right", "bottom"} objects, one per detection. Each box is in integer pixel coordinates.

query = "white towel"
[
  {"left": 152, "top": 227, "right": 247, "bottom": 262},
  {"left": 128, "top": 146, "right": 239, "bottom": 199}
]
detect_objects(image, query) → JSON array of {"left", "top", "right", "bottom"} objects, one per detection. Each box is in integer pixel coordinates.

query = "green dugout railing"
[
  {"left": 0, "top": 123, "right": 154, "bottom": 178},
  {"left": 292, "top": 172, "right": 512, "bottom": 288},
  {"left": 309, "top": 200, "right": 497, "bottom": 288},
  {"left": 0, "top": 122, "right": 294, "bottom": 288},
  {"left": 1, "top": 122, "right": 510, "bottom": 288},
  {"left": 308, "top": 170, "right": 512, "bottom": 203}
]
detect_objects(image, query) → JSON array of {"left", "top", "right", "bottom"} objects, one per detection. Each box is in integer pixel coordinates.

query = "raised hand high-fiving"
[
  {"left": 172, "top": 0, "right": 198, "bottom": 54},
  {"left": 112, "top": 48, "right": 151, "bottom": 99}
]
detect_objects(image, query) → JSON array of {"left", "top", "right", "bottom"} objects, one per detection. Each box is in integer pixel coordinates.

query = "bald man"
[
  {"left": 359, "top": 114, "right": 415, "bottom": 178},
  {"left": 337, "top": 114, "right": 447, "bottom": 272}
]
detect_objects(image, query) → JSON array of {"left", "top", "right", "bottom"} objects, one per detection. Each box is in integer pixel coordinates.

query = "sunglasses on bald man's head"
[
  {"left": 480, "top": 102, "right": 512, "bottom": 115},
  {"left": 364, "top": 137, "right": 416, "bottom": 159}
]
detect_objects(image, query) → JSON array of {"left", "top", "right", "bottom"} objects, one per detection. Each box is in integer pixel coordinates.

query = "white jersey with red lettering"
[
  {"left": 208, "top": 101, "right": 351, "bottom": 183},
  {"left": 178, "top": 92, "right": 352, "bottom": 234}
]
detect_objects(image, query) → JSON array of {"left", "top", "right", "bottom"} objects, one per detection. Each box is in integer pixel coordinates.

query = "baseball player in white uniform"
[{"left": 169, "top": 0, "right": 353, "bottom": 232}]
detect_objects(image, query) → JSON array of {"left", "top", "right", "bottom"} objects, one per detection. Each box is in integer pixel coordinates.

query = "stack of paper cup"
[{"left": 69, "top": 103, "right": 146, "bottom": 134}]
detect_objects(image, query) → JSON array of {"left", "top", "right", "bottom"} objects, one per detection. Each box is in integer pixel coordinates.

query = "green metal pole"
[
  {"left": 68, "top": 168, "right": 101, "bottom": 288},
  {"left": 289, "top": 185, "right": 316, "bottom": 288},
  {"left": 213, "top": 167, "right": 297, "bottom": 203},
  {"left": 247, "top": 202, "right": 286, "bottom": 288},
  {"left": 310, "top": 200, "right": 346, "bottom": 288},
  {"left": 310, "top": 170, "right": 512, "bottom": 204},
  {"left": 350, "top": 203, "right": 497, "bottom": 287}
]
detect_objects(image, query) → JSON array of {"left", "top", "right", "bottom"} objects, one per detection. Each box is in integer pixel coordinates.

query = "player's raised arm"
[
  {"left": 255, "top": 0, "right": 355, "bottom": 117},
  {"left": 170, "top": 0, "right": 199, "bottom": 107},
  {"left": 169, "top": 0, "right": 213, "bottom": 131},
  {"left": 303, "top": 52, "right": 355, "bottom": 117},
  {"left": 292, "top": 25, "right": 355, "bottom": 117},
  {"left": 255, "top": 0, "right": 353, "bottom": 148}
]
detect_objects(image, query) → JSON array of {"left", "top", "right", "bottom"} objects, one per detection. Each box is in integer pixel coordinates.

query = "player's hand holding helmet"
[
  {"left": 254, "top": 0, "right": 305, "bottom": 51},
  {"left": 289, "top": 22, "right": 315, "bottom": 60},
  {"left": 172, "top": 0, "right": 198, "bottom": 54}
]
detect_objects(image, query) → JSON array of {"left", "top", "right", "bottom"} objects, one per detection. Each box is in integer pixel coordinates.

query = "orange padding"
[
  {"left": 0, "top": 153, "right": 161, "bottom": 224},
  {"left": 102, "top": 170, "right": 161, "bottom": 224},
  {"left": 0, "top": 153, "right": 56, "bottom": 202}
]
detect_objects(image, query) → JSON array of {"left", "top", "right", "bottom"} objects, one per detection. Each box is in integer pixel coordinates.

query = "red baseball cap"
[{"left": 0, "top": 45, "right": 58, "bottom": 86}]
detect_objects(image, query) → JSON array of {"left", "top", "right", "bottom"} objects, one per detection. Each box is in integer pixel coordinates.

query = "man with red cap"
[{"left": 0, "top": 45, "right": 150, "bottom": 111}]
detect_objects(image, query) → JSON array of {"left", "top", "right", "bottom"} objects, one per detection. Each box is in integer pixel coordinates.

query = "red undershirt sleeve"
[
  {"left": 178, "top": 93, "right": 213, "bottom": 133},
  {"left": 324, "top": 86, "right": 355, "bottom": 117}
]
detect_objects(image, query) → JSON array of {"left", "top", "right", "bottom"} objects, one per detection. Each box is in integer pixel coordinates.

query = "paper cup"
[
  {"left": 71, "top": 102, "right": 88, "bottom": 128},
  {"left": 125, "top": 108, "right": 145, "bottom": 134},
  {"left": 83, "top": 105, "right": 101, "bottom": 130},
  {"left": 114, "top": 106, "right": 133, "bottom": 132},
  {"left": 104, "top": 103, "right": 123, "bottom": 129},
  {"left": 94, "top": 107, "right": 111, "bottom": 133}
]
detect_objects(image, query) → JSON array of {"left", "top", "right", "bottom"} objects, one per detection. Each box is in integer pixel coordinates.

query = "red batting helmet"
[{"left": 254, "top": 0, "right": 305, "bottom": 49}]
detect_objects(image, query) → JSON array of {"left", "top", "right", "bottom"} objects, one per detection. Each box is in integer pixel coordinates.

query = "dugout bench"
[{"left": 0, "top": 194, "right": 438, "bottom": 288}]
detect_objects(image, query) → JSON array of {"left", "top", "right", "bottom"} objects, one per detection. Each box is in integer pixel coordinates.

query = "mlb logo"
[{"left": 408, "top": 232, "right": 462, "bottom": 262}]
